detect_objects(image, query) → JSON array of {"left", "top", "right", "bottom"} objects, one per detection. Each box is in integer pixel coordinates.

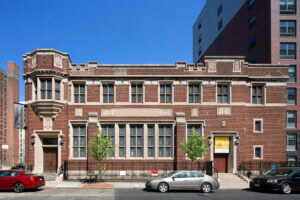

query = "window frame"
[
  {"left": 287, "top": 132, "right": 297, "bottom": 151},
  {"left": 40, "top": 79, "right": 52, "bottom": 100},
  {"left": 252, "top": 84, "right": 265, "bottom": 104},
  {"left": 160, "top": 83, "right": 172, "bottom": 103},
  {"left": 253, "top": 119, "right": 263, "bottom": 133},
  {"left": 287, "top": 110, "right": 297, "bottom": 128},
  {"left": 280, "top": 20, "right": 296, "bottom": 37},
  {"left": 248, "top": 16, "right": 256, "bottom": 30},
  {"left": 188, "top": 83, "right": 201, "bottom": 103},
  {"left": 288, "top": 65, "right": 296, "bottom": 83},
  {"left": 158, "top": 124, "right": 173, "bottom": 158},
  {"left": 280, "top": 43, "right": 296, "bottom": 60},
  {"left": 101, "top": 124, "right": 115, "bottom": 157},
  {"left": 287, "top": 88, "right": 296, "bottom": 106},
  {"left": 73, "top": 83, "right": 86, "bottom": 103},
  {"left": 131, "top": 83, "right": 143, "bottom": 104},
  {"left": 102, "top": 83, "right": 115, "bottom": 104},
  {"left": 118, "top": 124, "right": 126, "bottom": 158},
  {"left": 130, "top": 124, "right": 144, "bottom": 158},
  {"left": 280, "top": 0, "right": 296, "bottom": 14},
  {"left": 253, "top": 145, "right": 263, "bottom": 159},
  {"left": 217, "top": 83, "right": 230, "bottom": 104},
  {"left": 71, "top": 124, "right": 87, "bottom": 159},
  {"left": 147, "top": 124, "right": 155, "bottom": 158}
]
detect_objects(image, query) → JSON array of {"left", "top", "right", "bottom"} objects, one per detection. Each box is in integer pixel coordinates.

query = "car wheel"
[
  {"left": 13, "top": 183, "right": 24, "bottom": 193},
  {"left": 281, "top": 183, "right": 292, "bottom": 194},
  {"left": 201, "top": 183, "right": 212, "bottom": 193},
  {"left": 158, "top": 182, "right": 169, "bottom": 193}
]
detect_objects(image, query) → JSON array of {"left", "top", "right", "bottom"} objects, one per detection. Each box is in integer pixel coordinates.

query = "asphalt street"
[{"left": 0, "top": 188, "right": 299, "bottom": 200}]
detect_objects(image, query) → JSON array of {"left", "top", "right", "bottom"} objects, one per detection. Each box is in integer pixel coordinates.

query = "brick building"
[
  {"left": 0, "top": 62, "right": 20, "bottom": 166},
  {"left": 23, "top": 49, "right": 288, "bottom": 176},
  {"left": 193, "top": 0, "right": 300, "bottom": 166}
]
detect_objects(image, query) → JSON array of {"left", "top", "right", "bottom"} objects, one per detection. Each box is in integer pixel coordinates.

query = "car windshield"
[
  {"left": 262, "top": 169, "right": 293, "bottom": 177},
  {"left": 161, "top": 171, "right": 177, "bottom": 178}
]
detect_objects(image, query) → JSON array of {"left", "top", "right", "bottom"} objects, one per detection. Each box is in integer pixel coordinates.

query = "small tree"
[
  {"left": 88, "top": 130, "right": 115, "bottom": 181},
  {"left": 180, "top": 130, "right": 210, "bottom": 170}
]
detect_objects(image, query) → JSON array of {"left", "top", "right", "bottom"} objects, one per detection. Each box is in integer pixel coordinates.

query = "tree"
[
  {"left": 180, "top": 130, "right": 210, "bottom": 170},
  {"left": 88, "top": 130, "right": 115, "bottom": 181}
]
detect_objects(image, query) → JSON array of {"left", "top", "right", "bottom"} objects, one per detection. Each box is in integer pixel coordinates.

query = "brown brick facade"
[{"left": 23, "top": 49, "right": 288, "bottom": 175}]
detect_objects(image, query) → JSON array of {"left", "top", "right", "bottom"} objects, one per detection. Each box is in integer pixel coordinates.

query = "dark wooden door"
[
  {"left": 214, "top": 153, "right": 227, "bottom": 173},
  {"left": 44, "top": 148, "right": 57, "bottom": 173}
]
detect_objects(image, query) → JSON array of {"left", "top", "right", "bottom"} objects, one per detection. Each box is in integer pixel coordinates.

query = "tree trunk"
[{"left": 191, "top": 160, "right": 194, "bottom": 171}]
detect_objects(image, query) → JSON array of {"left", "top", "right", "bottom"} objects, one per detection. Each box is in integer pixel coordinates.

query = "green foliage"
[
  {"left": 180, "top": 130, "right": 210, "bottom": 170},
  {"left": 88, "top": 130, "right": 115, "bottom": 180}
]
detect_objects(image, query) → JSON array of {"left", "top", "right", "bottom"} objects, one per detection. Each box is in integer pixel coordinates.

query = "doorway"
[
  {"left": 43, "top": 148, "right": 57, "bottom": 173},
  {"left": 214, "top": 153, "right": 228, "bottom": 173}
]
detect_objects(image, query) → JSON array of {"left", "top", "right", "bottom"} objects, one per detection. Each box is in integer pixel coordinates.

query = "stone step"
[
  {"left": 216, "top": 173, "right": 246, "bottom": 183},
  {"left": 42, "top": 173, "right": 57, "bottom": 181}
]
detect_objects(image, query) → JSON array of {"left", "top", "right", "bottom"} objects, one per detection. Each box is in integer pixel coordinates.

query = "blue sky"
[{"left": 0, "top": 0, "right": 205, "bottom": 101}]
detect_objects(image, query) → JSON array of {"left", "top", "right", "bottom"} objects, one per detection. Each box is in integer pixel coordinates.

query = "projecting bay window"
[
  {"left": 131, "top": 83, "right": 143, "bottom": 103},
  {"left": 72, "top": 125, "right": 87, "bottom": 158},
  {"left": 160, "top": 84, "right": 172, "bottom": 103},
  {"left": 158, "top": 125, "right": 172, "bottom": 158},
  {"left": 189, "top": 84, "right": 201, "bottom": 103},
  {"left": 130, "top": 125, "right": 144, "bottom": 157},
  {"left": 217, "top": 84, "right": 229, "bottom": 103},
  {"left": 102, "top": 125, "right": 115, "bottom": 157},
  {"left": 147, "top": 125, "right": 155, "bottom": 158},
  {"left": 103, "top": 84, "right": 114, "bottom": 103},
  {"left": 74, "top": 84, "right": 85, "bottom": 103},
  {"left": 252, "top": 85, "right": 264, "bottom": 104},
  {"left": 55, "top": 80, "right": 60, "bottom": 100},
  {"left": 39, "top": 78, "right": 61, "bottom": 101}
]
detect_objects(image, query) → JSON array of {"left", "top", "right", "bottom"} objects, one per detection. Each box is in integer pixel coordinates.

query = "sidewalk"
[{"left": 45, "top": 180, "right": 249, "bottom": 190}]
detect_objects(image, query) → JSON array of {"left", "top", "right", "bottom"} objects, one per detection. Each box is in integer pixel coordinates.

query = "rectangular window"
[
  {"left": 280, "top": 43, "right": 296, "bottom": 59},
  {"left": 280, "top": 0, "right": 296, "bottom": 14},
  {"left": 287, "top": 88, "right": 296, "bottom": 105},
  {"left": 131, "top": 84, "right": 143, "bottom": 103},
  {"left": 287, "top": 155, "right": 297, "bottom": 166},
  {"left": 147, "top": 125, "right": 155, "bottom": 158},
  {"left": 130, "top": 125, "right": 143, "bottom": 157},
  {"left": 119, "top": 125, "right": 126, "bottom": 158},
  {"left": 217, "top": 84, "right": 229, "bottom": 103},
  {"left": 102, "top": 125, "right": 115, "bottom": 157},
  {"left": 218, "top": 20, "right": 223, "bottom": 31},
  {"left": 189, "top": 84, "right": 201, "bottom": 103},
  {"left": 158, "top": 125, "right": 172, "bottom": 157},
  {"left": 288, "top": 65, "right": 296, "bottom": 82},
  {"left": 41, "top": 79, "right": 52, "bottom": 99},
  {"left": 254, "top": 120, "right": 262, "bottom": 132},
  {"left": 160, "top": 84, "right": 172, "bottom": 103},
  {"left": 187, "top": 125, "right": 202, "bottom": 137},
  {"left": 252, "top": 85, "right": 264, "bottom": 104},
  {"left": 217, "top": 3, "right": 222, "bottom": 16},
  {"left": 287, "top": 110, "right": 297, "bottom": 128},
  {"left": 248, "top": 35, "right": 256, "bottom": 49},
  {"left": 280, "top": 20, "right": 296, "bottom": 37},
  {"left": 198, "top": 21, "right": 202, "bottom": 30},
  {"left": 55, "top": 80, "right": 60, "bottom": 100},
  {"left": 73, "top": 125, "right": 86, "bottom": 158},
  {"left": 74, "top": 84, "right": 85, "bottom": 103},
  {"left": 103, "top": 84, "right": 114, "bottom": 103},
  {"left": 248, "top": 0, "right": 255, "bottom": 10},
  {"left": 198, "top": 35, "right": 202, "bottom": 44},
  {"left": 287, "top": 133, "right": 297, "bottom": 151},
  {"left": 248, "top": 16, "right": 256, "bottom": 30},
  {"left": 254, "top": 146, "right": 262, "bottom": 159}
]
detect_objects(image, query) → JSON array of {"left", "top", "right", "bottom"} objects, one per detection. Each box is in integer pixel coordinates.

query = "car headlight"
[{"left": 267, "top": 179, "right": 278, "bottom": 184}]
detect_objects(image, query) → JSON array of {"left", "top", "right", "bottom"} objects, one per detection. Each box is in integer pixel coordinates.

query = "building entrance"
[
  {"left": 43, "top": 148, "right": 57, "bottom": 173},
  {"left": 214, "top": 153, "right": 228, "bottom": 173}
]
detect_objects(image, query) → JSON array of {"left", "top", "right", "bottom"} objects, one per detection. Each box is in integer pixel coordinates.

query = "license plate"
[{"left": 254, "top": 183, "right": 260, "bottom": 187}]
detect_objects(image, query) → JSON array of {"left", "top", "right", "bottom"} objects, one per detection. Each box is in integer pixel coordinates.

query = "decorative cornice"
[{"left": 31, "top": 101, "right": 66, "bottom": 119}]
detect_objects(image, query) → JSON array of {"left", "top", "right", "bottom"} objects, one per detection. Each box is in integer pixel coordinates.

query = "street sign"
[
  {"left": 152, "top": 171, "right": 158, "bottom": 176},
  {"left": 272, "top": 165, "right": 276, "bottom": 169},
  {"left": 1, "top": 145, "right": 8, "bottom": 149}
]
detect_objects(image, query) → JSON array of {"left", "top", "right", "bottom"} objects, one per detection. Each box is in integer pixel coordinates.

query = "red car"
[{"left": 0, "top": 170, "right": 45, "bottom": 192}]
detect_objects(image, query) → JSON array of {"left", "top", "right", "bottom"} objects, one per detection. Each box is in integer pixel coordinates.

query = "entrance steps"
[
  {"left": 42, "top": 173, "right": 57, "bottom": 181},
  {"left": 217, "top": 173, "right": 247, "bottom": 183}
]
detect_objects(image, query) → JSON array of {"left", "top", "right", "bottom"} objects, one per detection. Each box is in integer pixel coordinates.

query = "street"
[{"left": 0, "top": 188, "right": 299, "bottom": 200}]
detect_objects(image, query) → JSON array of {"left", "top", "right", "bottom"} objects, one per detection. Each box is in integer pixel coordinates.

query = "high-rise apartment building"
[
  {"left": 0, "top": 62, "right": 20, "bottom": 166},
  {"left": 193, "top": 0, "right": 300, "bottom": 166}
]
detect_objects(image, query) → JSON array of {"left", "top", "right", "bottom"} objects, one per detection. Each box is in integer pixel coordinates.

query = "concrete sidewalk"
[{"left": 45, "top": 180, "right": 249, "bottom": 190}]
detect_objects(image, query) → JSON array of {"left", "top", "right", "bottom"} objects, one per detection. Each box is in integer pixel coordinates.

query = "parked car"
[
  {"left": 145, "top": 171, "right": 220, "bottom": 193},
  {"left": 250, "top": 167, "right": 300, "bottom": 194},
  {"left": 0, "top": 170, "right": 45, "bottom": 193},
  {"left": 11, "top": 163, "right": 25, "bottom": 171}
]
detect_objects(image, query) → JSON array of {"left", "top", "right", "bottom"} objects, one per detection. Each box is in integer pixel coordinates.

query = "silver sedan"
[{"left": 145, "top": 171, "right": 220, "bottom": 193}]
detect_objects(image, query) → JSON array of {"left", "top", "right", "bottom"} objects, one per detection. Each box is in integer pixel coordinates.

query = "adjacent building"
[
  {"left": 0, "top": 62, "right": 20, "bottom": 166},
  {"left": 23, "top": 49, "right": 288, "bottom": 176},
  {"left": 193, "top": 0, "right": 300, "bottom": 166}
]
